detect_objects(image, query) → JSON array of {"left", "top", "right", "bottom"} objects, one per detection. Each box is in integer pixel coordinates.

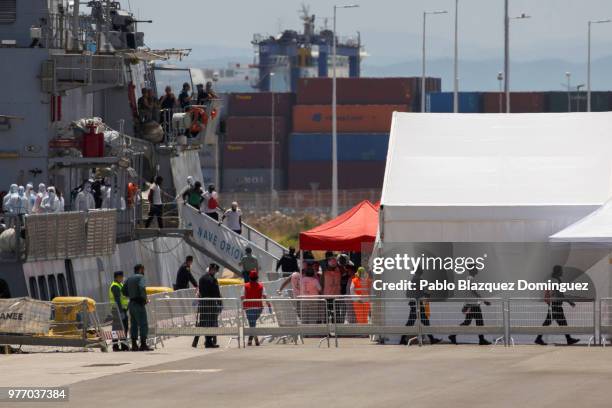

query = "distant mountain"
[{"left": 363, "top": 56, "right": 612, "bottom": 91}]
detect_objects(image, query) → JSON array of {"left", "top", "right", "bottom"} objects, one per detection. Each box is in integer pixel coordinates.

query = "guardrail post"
[
  {"left": 594, "top": 299, "right": 599, "bottom": 346},
  {"left": 238, "top": 299, "right": 243, "bottom": 349},
  {"left": 504, "top": 299, "right": 511, "bottom": 347},
  {"left": 81, "top": 299, "right": 89, "bottom": 346},
  {"left": 416, "top": 299, "right": 423, "bottom": 347},
  {"left": 333, "top": 299, "right": 339, "bottom": 348}
]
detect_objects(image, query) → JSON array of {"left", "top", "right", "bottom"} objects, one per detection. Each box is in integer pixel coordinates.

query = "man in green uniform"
[
  {"left": 239, "top": 247, "right": 259, "bottom": 282},
  {"left": 108, "top": 271, "right": 130, "bottom": 351},
  {"left": 122, "top": 264, "right": 153, "bottom": 351}
]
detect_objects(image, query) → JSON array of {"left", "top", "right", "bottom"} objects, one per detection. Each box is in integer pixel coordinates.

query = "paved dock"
[{"left": 2, "top": 339, "right": 612, "bottom": 407}]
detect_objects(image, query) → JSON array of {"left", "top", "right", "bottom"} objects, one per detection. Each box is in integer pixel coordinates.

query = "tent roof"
[
  {"left": 299, "top": 200, "right": 379, "bottom": 251},
  {"left": 382, "top": 112, "right": 612, "bottom": 208},
  {"left": 550, "top": 200, "right": 612, "bottom": 242}
]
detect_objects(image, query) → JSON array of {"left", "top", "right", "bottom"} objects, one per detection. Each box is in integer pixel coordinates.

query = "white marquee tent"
[
  {"left": 550, "top": 200, "right": 612, "bottom": 243},
  {"left": 379, "top": 112, "right": 612, "bottom": 243}
]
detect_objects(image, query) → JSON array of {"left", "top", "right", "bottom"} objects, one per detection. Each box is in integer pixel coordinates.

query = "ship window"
[
  {"left": 64, "top": 260, "right": 76, "bottom": 296},
  {"left": 48, "top": 275, "right": 58, "bottom": 300},
  {"left": 37, "top": 276, "right": 49, "bottom": 301},
  {"left": 0, "top": 279, "right": 10, "bottom": 298},
  {"left": 57, "top": 274, "right": 68, "bottom": 296},
  {"left": 28, "top": 277, "right": 38, "bottom": 299},
  {"left": 0, "top": 0, "right": 17, "bottom": 24}
]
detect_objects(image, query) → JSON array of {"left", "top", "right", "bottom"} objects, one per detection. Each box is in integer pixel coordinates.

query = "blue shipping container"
[
  {"left": 289, "top": 133, "right": 389, "bottom": 161},
  {"left": 426, "top": 92, "right": 483, "bottom": 113}
]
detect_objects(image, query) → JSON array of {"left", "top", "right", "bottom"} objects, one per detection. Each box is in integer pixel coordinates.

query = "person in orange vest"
[
  {"left": 350, "top": 267, "right": 372, "bottom": 324},
  {"left": 241, "top": 270, "right": 272, "bottom": 346}
]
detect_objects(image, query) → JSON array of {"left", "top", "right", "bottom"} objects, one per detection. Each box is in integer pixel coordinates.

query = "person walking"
[
  {"left": 535, "top": 265, "right": 580, "bottom": 346},
  {"left": 350, "top": 267, "right": 372, "bottom": 324},
  {"left": 221, "top": 201, "right": 242, "bottom": 235},
  {"left": 174, "top": 256, "right": 198, "bottom": 290},
  {"left": 239, "top": 247, "right": 259, "bottom": 282},
  {"left": 276, "top": 247, "right": 299, "bottom": 277},
  {"left": 299, "top": 265, "right": 323, "bottom": 325},
  {"left": 182, "top": 181, "right": 204, "bottom": 210},
  {"left": 192, "top": 263, "right": 222, "bottom": 349},
  {"left": 108, "top": 271, "right": 130, "bottom": 351},
  {"left": 145, "top": 176, "right": 164, "bottom": 228},
  {"left": 202, "top": 184, "right": 219, "bottom": 220},
  {"left": 122, "top": 264, "right": 152, "bottom": 351},
  {"left": 400, "top": 268, "right": 442, "bottom": 345},
  {"left": 241, "top": 271, "right": 271, "bottom": 346},
  {"left": 449, "top": 265, "right": 492, "bottom": 346}
]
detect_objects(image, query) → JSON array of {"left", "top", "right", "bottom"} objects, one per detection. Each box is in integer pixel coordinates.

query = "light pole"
[
  {"left": 269, "top": 73, "right": 276, "bottom": 194},
  {"left": 504, "top": 6, "right": 531, "bottom": 113},
  {"left": 453, "top": 0, "right": 459, "bottom": 113},
  {"left": 497, "top": 72, "right": 504, "bottom": 113},
  {"left": 576, "top": 84, "right": 585, "bottom": 112},
  {"left": 565, "top": 72, "right": 571, "bottom": 112},
  {"left": 587, "top": 19, "right": 611, "bottom": 112},
  {"left": 332, "top": 4, "right": 359, "bottom": 218},
  {"left": 422, "top": 10, "right": 448, "bottom": 113}
]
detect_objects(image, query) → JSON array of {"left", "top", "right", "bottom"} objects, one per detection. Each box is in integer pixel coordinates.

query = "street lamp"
[
  {"left": 453, "top": 0, "right": 459, "bottom": 113},
  {"left": 504, "top": 2, "right": 531, "bottom": 113},
  {"left": 497, "top": 72, "right": 504, "bottom": 113},
  {"left": 332, "top": 3, "right": 359, "bottom": 218},
  {"left": 565, "top": 72, "right": 571, "bottom": 112},
  {"left": 421, "top": 10, "right": 448, "bottom": 113},
  {"left": 587, "top": 19, "right": 611, "bottom": 112}
]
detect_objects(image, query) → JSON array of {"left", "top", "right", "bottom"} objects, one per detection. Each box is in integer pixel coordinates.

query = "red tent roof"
[{"left": 299, "top": 200, "right": 379, "bottom": 252}]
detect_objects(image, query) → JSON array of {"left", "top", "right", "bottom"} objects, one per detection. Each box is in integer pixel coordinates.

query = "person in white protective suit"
[
  {"left": 175, "top": 176, "right": 194, "bottom": 203},
  {"left": 32, "top": 183, "right": 46, "bottom": 213},
  {"left": 75, "top": 181, "right": 96, "bottom": 212},
  {"left": 3, "top": 184, "right": 17, "bottom": 212},
  {"left": 101, "top": 186, "right": 127, "bottom": 210},
  {"left": 15, "top": 186, "right": 29, "bottom": 216},
  {"left": 25, "top": 183, "right": 36, "bottom": 213},
  {"left": 40, "top": 187, "right": 61, "bottom": 213}
]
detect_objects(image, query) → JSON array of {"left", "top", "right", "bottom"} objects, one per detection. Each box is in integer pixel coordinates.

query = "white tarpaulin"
[
  {"left": 550, "top": 199, "right": 612, "bottom": 242},
  {"left": 182, "top": 205, "right": 277, "bottom": 274},
  {"left": 0, "top": 298, "right": 52, "bottom": 335},
  {"left": 380, "top": 112, "right": 612, "bottom": 243}
]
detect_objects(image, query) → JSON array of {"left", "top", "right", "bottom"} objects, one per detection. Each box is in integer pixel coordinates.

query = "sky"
[{"left": 123, "top": 0, "right": 612, "bottom": 90}]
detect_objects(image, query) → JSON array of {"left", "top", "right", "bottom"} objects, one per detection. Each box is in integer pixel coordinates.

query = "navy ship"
[{"left": 0, "top": 0, "right": 285, "bottom": 301}]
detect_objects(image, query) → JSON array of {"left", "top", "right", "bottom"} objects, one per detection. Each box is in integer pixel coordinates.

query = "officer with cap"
[{"left": 109, "top": 271, "right": 130, "bottom": 351}]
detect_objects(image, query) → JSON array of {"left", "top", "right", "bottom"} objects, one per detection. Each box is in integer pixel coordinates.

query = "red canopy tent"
[{"left": 299, "top": 200, "right": 379, "bottom": 252}]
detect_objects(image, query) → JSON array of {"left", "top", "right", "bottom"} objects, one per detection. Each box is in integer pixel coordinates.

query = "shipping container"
[
  {"left": 227, "top": 92, "right": 295, "bottom": 117},
  {"left": 289, "top": 133, "right": 389, "bottom": 161},
  {"left": 546, "top": 91, "right": 610, "bottom": 112},
  {"left": 221, "top": 142, "right": 283, "bottom": 169},
  {"left": 482, "top": 92, "right": 546, "bottom": 113},
  {"left": 296, "top": 77, "right": 440, "bottom": 106},
  {"left": 427, "top": 92, "right": 483, "bottom": 113},
  {"left": 292, "top": 105, "right": 408, "bottom": 133},
  {"left": 225, "top": 116, "right": 289, "bottom": 142},
  {"left": 288, "top": 161, "right": 386, "bottom": 190},
  {"left": 221, "top": 168, "right": 284, "bottom": 192}
]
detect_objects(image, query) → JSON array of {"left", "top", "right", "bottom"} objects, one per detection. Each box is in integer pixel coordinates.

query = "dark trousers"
[
  {"left": 542, "top": 302, "right": 568, "bottom": 327},
  {"left": 205, "top": 212, "right": 219, "bottom": 221},
  {"left": 401, "top": 300, "right": 435, "bottom": 344},
  {"left": 111, "top": 308, "right": 128, "bottom": 344},
  {"left": 245, "top": 308, "right": 263, "bottom": 327},
  {"left": 193, "top": 301, "right": 220, "bottom": 347},
  {"left": 145, "top": 204, "right": 163, "bottom": 228},
  {"left": 461, "top": 305, "right": 484, "bottom": 326},
  {"left": 128, "top": 302, "right": 148, "bottom": 341},
  {"left": 232, "top": 229, "right": 242, "bottom": 235}
]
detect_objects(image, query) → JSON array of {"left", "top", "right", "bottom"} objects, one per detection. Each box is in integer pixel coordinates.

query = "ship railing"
[{"left": 158, "top": 99, "right": 223, "bottom": 146}]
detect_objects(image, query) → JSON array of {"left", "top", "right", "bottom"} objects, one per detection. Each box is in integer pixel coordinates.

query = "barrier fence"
[{"left": 151, "top": 296, "right": 609, "bottom": 348}]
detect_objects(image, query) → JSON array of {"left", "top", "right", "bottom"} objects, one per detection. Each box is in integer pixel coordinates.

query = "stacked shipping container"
[
  {"left": 222, "top": 92, "right": 296, "bottom": 192},
  {"left": 286, "top": 77, "right": 437, "bottom": 191}
]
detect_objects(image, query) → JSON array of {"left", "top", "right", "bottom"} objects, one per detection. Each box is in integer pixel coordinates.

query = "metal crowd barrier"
[
  {"left": 508, "top": 298, "right": 596, "bottom": 345},
  {"left": 153, "top": 298, "right": 242, "bottom": 348},
  {"left": 148, "top": 296, "right": 607, "bottom": 349}
]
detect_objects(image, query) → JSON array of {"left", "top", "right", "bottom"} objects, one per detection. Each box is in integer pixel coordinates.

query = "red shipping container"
[
  {"left": 228, "top": 92, "right": 295, "bottom": 117},
  {"left": 292, "top": 105, "right": 408, "bottom": 133},
  {"left": 288, "top": 161, "right": 386, "bottom": 190},
  {"left": 225, "top": 116, "right": 289, "bottom": 142},
  {"left": 222, "top": 142, "right": 283, "bottom": 169},
  {"left": 297, "top": 77, "right": 416, "bottom": 105},
  {"left": 482, "top": 92, "right": 546, "bottom": 113}
]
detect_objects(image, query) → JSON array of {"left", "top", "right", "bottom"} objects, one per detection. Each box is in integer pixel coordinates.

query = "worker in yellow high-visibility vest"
[{"left": 108, "top": 271, "right": 130, "bottom": 351}]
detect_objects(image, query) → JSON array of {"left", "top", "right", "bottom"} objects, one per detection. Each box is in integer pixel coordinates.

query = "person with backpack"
[
  {"left": 145, "top": 176, "right": 164, "bottom": 228},
  {"left": 182, "top": 181, "right": 204, "bottom": 210},
  {"left": 202, "top": 184, "right": 219, "bottom": 220}
]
